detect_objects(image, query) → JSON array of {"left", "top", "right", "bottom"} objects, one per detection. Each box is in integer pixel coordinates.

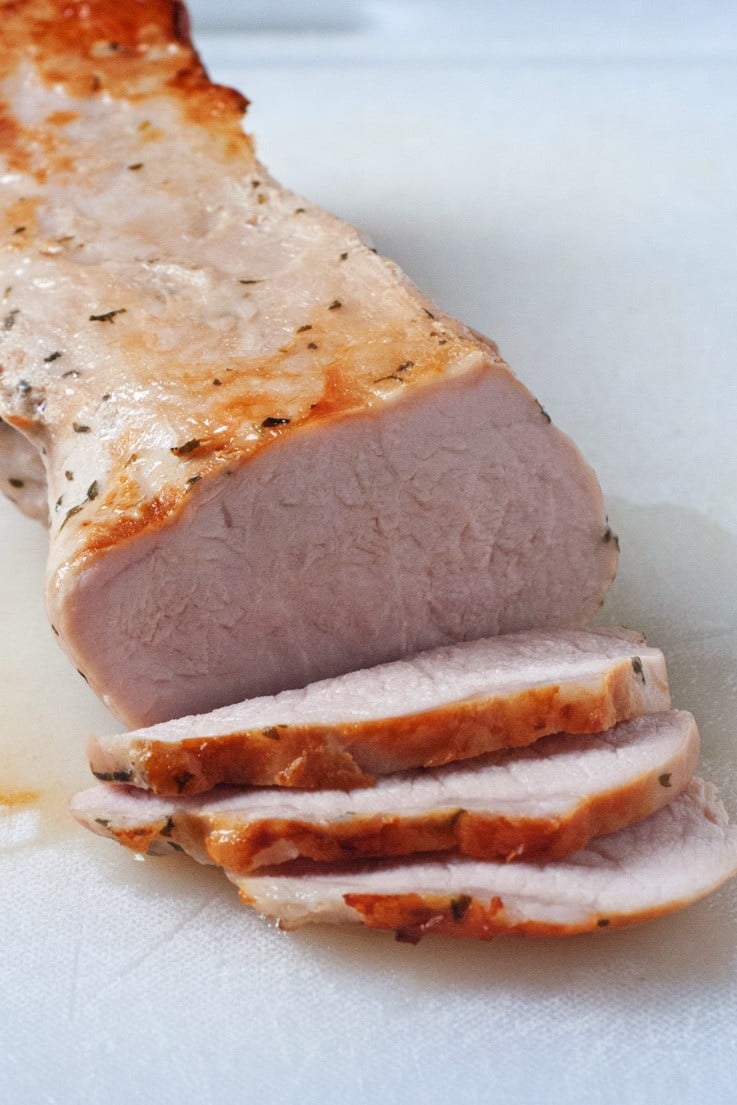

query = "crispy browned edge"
[
  {"left": 95, "top": 657, "right": 656, "bottom": 794},
  {"left": 102, "top": 759, "right": 684, "bottom": 872},
  {"left": 0, "top": 0, "right": 248, "bottom": 137},
  {"left": 329, "top": 892, "right": 694, "bottom": 942}
]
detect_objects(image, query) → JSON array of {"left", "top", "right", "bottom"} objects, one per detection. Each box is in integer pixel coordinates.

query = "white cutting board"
[{"left": 2, "top": 6, "right": 737, "bottom": 1103}]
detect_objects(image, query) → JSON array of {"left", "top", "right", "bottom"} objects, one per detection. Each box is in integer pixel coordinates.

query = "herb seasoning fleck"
[
  {"left": 61, "top": 369, "right": 80, "bottom": 379},
  {"left": 659, "top": 773, "right": 672, "bottom": 788},
  {"left": 328, "top": 299, "right": 342, "bottom": 310},
  {"left": 597, "top": 919, "right": 610, "bottom": 928},
  {"left": 127, "top": 162, "right": 143, "bottom": 171},
  {"left": 307, "top": 341, "right": 318, "bottom": 350},
  {"left": 339, "top": 252, "right": 348, "bottom": 261},
  {"left": 86, "top": 480, "right": 99, "bottom": 501},
  {"left": 72, "top": 422, "right": 91, "bottom": 433},
  {"left": 3, "top": 309, "right": 19, "bottom": 331},
  {"left": 631, "top": 656, "right": 646, "bottom": 683},
  {"left": 185, "top": 474, "right": 202, "bottom": 490},
  {"left": 8, "top": 477, "right": 24, "bottom": 488},
  {"left": 296, "top": 324, "right": 312, "bottom": 333},
  {"left": 262, "top": 417, "right": 290, "bottom": 428},
  {"left": 238, "top": 279, "right": 262, "bottom": 285},
  {"left": 13, "top": 226, "right": 26, "bottom": 234},
  {"left": 450, "top": 895, "right": 472, "bottom": 921},
  {"left": 89, "top": 308, "right": 126, "bottom": 323},
  {"left": 65, "top": 470, "right": 74, "bottom": 481},
  {"left": 212, "top": 378, "right": 221, "bottom": 386},
  {"left": 60, "top": 503, "right": 83, "bottom": 530},
  {"left": 44, "top": 351, "right": 62, "bottom": 362},
  {"left": 171, "top": 438, "right": 201, "bottom": 457}
]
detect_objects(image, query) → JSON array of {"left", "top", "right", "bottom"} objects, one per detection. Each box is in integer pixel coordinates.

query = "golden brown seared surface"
[{"left": 0, "top": 0, "right": 491, "bottom": 568}]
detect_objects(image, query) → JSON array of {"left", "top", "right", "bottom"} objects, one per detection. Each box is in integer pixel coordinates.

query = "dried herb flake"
[
  {"left": 450, "top": 895, "right": 472, "bottom": 922},
  {"left": 8, "top": 477, "right": 24, "bottom": 488},
  {"left": 44, "top": 350, "right": 62, "bottom": 363},
  {"left": 261, "top": 417, "right": 290, "bottom": 428},
  {"left": 171, "top": 438, "right": 201, "bottom": 457},
  {"left": 3, "top": 309, "right": 19, "bottom": 331},
  {"left": 60, "top": 503, "right": 83, "bottom": 530},
  {"left": 659, "top": 773, "right": 672, "bottom": 788},
  {"left": 89, "top": 308, "right": 126, "bottom": 323},
  {"left": 73, "top": 422, "right": 91, "bottom": 433},
  {"left": 631, "top": 656, "right": 646, "bottom": 683},
  {"left": 86, "top": 480, "right": 99, "bottom": 501}
]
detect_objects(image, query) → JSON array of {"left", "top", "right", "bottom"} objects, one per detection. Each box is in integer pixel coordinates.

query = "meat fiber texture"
[
  {"left": 86, "top": 627, "right": 670, "bottom": 793},
  {"left": 230, "top": 781, "right": 737, "bottom": 940},
  {"left": 73, "top": 710, "right": 700, "bottom": 870},
  {"left": 0, "top": 0, "right": 617, "bottom": 727}
]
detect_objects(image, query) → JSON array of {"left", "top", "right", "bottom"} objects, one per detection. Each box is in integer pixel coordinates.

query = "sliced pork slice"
[
  {"left": 0, "top": 0, "right": 617, "bottom": 727},
  {"left": 87, "top": 627, "right": 670, "bottom": 794},
  {"left": 73, "top": 711, "right": 699, "bottom": 870},
  {"left": 230, "top": 780, "right": 737, "bottom": 938}
]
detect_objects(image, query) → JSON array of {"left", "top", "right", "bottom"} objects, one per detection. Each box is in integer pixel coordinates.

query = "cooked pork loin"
[
  {"left": 0, "top": 419, "right": 47, "bottom": 522},
  {"left": 230, "top": 780, "right": 737, "bottom": 938},
  {"left": 73, "top": 711, "right": 699, "bottom": 870},
  {"left": 87, "top": 628, "right": 669, "bottom": 793},
  {"left": 0, "top": 0, "right": 617, "bottom": 726}
]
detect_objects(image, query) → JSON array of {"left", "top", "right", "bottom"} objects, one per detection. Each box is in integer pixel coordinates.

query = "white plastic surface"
[{"left": 2, "top": 5, "right": 737, "bottom": 1103}]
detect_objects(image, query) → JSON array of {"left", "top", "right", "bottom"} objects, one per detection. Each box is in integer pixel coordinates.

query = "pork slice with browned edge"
[
  {"left": 87, "top": 627, "right": 669, "bottom": 793},
  {"left": 230, "top": 781, "right": 737, "bottom": 939},
  {"left": 73, "top": 710, "right": 698, "bottom": 870}
]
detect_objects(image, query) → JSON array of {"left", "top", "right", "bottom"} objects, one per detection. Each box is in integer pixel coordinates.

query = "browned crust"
[
  {"left": 337, "top": 892, "right": 685, "bottom": 942},
  {"left": 116, "top": 658, "right": 653, "bottom": 795},
  {"left": 0, "top": 0, "right": 248, "bottom": 138},
  {"left": 102, "top": 760, "right": 684, "bottom": 871}
]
